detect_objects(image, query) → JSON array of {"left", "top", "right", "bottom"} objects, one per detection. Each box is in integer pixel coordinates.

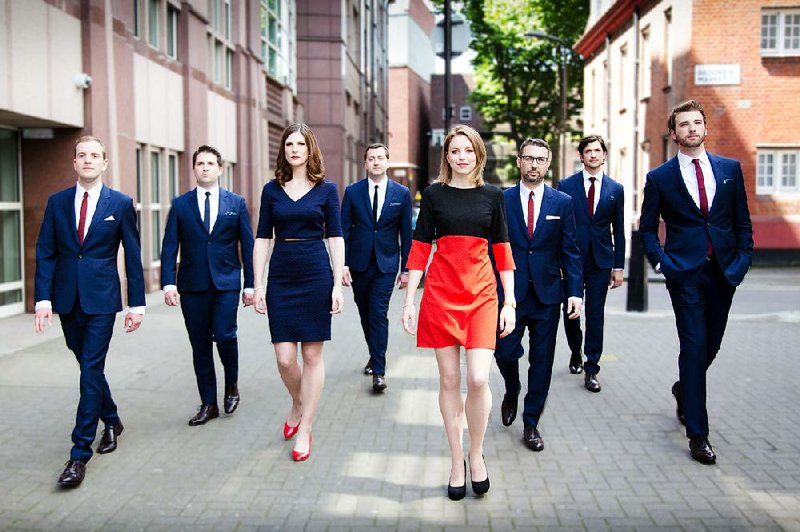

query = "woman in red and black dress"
[{"left": 401, "top": 125, "right": 516, "bottom": 500}]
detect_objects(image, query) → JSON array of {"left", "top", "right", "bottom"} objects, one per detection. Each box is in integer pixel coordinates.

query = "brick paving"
[{"left": 0, "top": 269, "right": 798, "bottom": 530}]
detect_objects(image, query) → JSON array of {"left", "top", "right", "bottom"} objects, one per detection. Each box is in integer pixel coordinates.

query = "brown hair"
[
  {"left": 437, "top": 124, "right": 486, "bottom": 186},
  {"left": 192, "top": 145, "right": 223, "bottom": 167},
  {"left": 74, "top": 135, "right": 107, "bottom": 159},
  {"left": 275, "top": 123, "right": 325, "bottom": 185},
  {"left": 518, "top": 138, "right": 551, "bottom": 158},
  {"left": 667, "top": 99, "right": 706, "bottom": 132},
  {"left": 577, "top": 134, "right": 607, "bottom": 154},
  {"left": 364, "top": 143, "right": 389, "bottom": 160}
]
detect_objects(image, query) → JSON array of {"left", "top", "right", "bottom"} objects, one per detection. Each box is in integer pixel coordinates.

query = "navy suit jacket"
[
  {"left": 341, "top": 178, "right": 412, "bottom": 274},
  {"left": 35, "top": 185, "right": 145, "bottom": 314},
  {"left": 500, "top": 184, "right": 582, "bottom": 306},
  {"left": 639, "top": 153, "right": 753, "bottom": 286},
  {"left": 160, "top": 188, "right": 255, "bottom": 292},
  {"left": 558, "top": 172, "right": 626, "bottom": 270}
]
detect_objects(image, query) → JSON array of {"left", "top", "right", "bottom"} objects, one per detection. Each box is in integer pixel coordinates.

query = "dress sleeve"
[
  {"left": 256, "top": 183, "right": 273, "bottom": 239},
  {"left": 490, "top": 188, "right": 514, "bottom": 271},
  {"left": 323, "top": 181, "right": 343, "bottom": 238},
  {"left": 407, "top": 185, "right": 435, "bottom": 270}
]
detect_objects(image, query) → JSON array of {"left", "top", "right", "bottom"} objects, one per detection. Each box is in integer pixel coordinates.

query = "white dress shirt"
[
  {"left": 582, "top": 169, "right": 603, "bottom": 214},
  {"left": 520, "top": 181, "right": 545, "bottom": 234},
  {"left": 368, "top": 176, "right": 388, "bottom": 222},
  {"left": 677, "top": 150, "right": 716, "bottom": 211},
  {"left": 196, "top": 185, "right": 220, "bottom": 232}
]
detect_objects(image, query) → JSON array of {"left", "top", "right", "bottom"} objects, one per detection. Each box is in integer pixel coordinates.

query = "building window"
[
  {"left": 134, "top": 0, "right": 142, "bottom": 38},
  {"left": 168, "top": 152, "right": 179, "bottom": 199},
  {"left": 757, "top": 148, "right": 800, "bottom": 194},
  {"left": 640, "top": 27, "right": 651, "bottom": 100},
  {"left": 148, "top": 0, "right": 160, "bottom": 48},
  {"left": 135, "top": 146, "right": 144, "bottom": 230},
  {"left": 221, "top": 163, "right": 234, "bottom": 191},
  {"left": 664, "top": 8, "right": 672, "bottom": 87},
  {"left": 261, "top": 0, "right": 296, "bottom": 89},
  {"left": 762, "top": 9, "right": 800, "bottom": 56},
  {"left": 459, "top": 106, "right": 472, "bottom": 121},
  {"left": 150, "top": 151, "right": 162, "bottom": 261},
  {"left": 166, "top": 4, "right": 178, "bottom": 59},
  {"left": 618, "top": 43, "right": 627, "bottom": 112},
  {"left": 0, "top": 128, "right": 24, "bottom": 316},
  {"left": 209, "top": 0, "right": 233, "bottom": 89}
]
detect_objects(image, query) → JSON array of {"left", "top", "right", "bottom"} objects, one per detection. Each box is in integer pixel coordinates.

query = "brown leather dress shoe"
[
  {"left": 97, "top": 420, "right": 124, "bottom": 454},
  {"left": 672, "top": 381, "right": 686, "bottom": 425},
  {"left": 584, "top": 373, "right": 601, "bottom": 393},
  {"left": 523, "top": 425, "right": 544, "bottom": 452},
  {"left": 689, "top": 436, "right": 716, "bottom": 464},
  {"left": 500, "top": 393, "right": 518, "bottom": 427},
  {"left": 188, "top": 404, "right": 219, "bottom": 426},
  {"left": 58, "top": 460, "right": 86, "bottom": 487},
  {"left": 224, "top": 384, "right": 240, "bottom": 414},
  {"left": 372, "top": 374, "right": 387, "bottom": 392}
]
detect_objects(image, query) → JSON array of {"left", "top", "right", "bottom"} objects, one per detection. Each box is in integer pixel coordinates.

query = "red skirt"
[{"left": 407, "top": 236, "right": 513, "bottom": 350}]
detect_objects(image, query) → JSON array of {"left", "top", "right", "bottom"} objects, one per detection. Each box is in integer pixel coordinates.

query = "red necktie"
[
  {"left": 77, "top": 191, "right": 89, "bottom": 244},
  {"left": 527, "top": 191, "right": 534, "bottom": 239},
  {"left": 587, "top": 176, "right": 596, "bottom": 217},
  {"left": 692, "top": 158, "right": 713, "bottom": 256}
]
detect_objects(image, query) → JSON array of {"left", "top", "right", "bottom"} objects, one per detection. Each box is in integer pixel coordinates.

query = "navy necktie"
[{"left": 204, "top": 191, "right": 211, "bottom": 233}]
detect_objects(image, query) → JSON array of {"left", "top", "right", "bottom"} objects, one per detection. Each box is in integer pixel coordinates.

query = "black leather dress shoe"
[
  {"left": 569, "top": 353, "right": 583, "bottom": 374},
  {"left": 672, "top": 381, "right": 686, "bottom": 425},
  {"left": 689, "top": 436, "right": 716, "bottom": 464},
  {"left": 97, "top": 420, "right": 124, "bottom": 454},
  {"left": 584, "top": 373, "right": 601, "bottom": 393},
  {"left": 523, "top": 425, "right": 544, "bottom": 452},
  {"left": 363, "top": 360, "right": 373, "bottom": 375},
  {"left": 58, "top": 459, "right": 86, "bottom": 487},
  {"left": 224, "top": 384, "right": 240, "bottom": 414},
  {"left": 188, "top": 404, "right": 219, "bottom": 426},
  {"left": 500, "top": 393, "right": 518, "bottom": 427},
  {"left": 372, "top": 374, "right": 387, "bottom": 392}
]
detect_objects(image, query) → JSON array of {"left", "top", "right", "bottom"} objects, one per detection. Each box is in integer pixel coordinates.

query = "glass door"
[{"left": 0, "top": 128, "right": 24, "bottom": 317}]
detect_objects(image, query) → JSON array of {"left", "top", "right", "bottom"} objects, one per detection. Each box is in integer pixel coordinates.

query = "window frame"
[
  {"left": 756, "top": 147, "right": 800, "bottom": 195},
  {"left": 761, "top": 8, "right": 800, "bottom": 57}
]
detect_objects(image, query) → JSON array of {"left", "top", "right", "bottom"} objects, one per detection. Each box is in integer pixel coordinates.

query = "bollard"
[{"left": 626, "top": 229, "right": 648, "bottom": 311}]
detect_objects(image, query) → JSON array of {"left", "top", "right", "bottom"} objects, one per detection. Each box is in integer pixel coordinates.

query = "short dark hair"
[
  {"left": 364, "top": 143, "right": 389, "bottom": 160},
  {"left": 578, "top": 135, "right": 607, "bottom": 154},
  {"left": 518, "top": 138, "right": 551, "bottom": 158},
  {"left": 193, "top": 145, "right": 223, "bottom": 167},
  {"left": 667, "top": 100, "right": 706, "bottom": 132},
  {"left": 74, "top": 135, "right": 107, "bottom": 159}
]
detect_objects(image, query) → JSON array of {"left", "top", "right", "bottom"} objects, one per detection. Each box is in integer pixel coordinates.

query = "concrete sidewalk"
[{"left": 0, "top": 268, "right": 798, "bottom": 530}]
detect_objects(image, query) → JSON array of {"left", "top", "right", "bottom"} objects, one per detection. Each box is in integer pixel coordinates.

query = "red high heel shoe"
[
  {"left": 291, "top": 433, "right": 312, "bottom": 462},
  {"left": 283, "top": 420, "right": 300, "bottom": 439}
]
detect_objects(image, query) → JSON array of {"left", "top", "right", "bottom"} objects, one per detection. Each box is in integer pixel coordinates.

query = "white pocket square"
[
  {"left": 389, "top": 202, "right": 401, "bottom": 206},
  {"left": 104, "top": 215, "right": 115, "bottom": 221},
  {"left": 546, "top": 215, "right": 560, "bottom": 220}
]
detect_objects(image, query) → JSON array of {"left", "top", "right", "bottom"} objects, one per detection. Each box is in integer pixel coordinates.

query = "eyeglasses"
[{"left": 519, "top": 155, "right": 549, "bottom": 165}]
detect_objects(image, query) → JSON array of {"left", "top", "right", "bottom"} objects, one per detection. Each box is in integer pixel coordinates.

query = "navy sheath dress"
[{"left": 256, "top": 180, "right": 342, "bottom": 343}]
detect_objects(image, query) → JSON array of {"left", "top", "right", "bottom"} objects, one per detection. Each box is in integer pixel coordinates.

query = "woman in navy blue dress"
[{"left": 253, "top": 123, "right": 344, "bottom": 462}]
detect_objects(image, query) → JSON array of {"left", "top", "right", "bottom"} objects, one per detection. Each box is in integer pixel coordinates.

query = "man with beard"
[
  {"left": 557, "top": 135, "right": 625, "bottom": 392},
  {"left": 640, "top": 100, "right": 753, "bottom": 464},
  {"left": 494, "top": 138, "right": 582, "bottom": 452}
]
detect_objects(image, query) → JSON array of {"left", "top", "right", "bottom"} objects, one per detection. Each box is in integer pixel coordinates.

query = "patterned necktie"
[
  {"left": 372, "top": 185, "right": 379, "bottom": 223},
  {"left": 527, "top": 191, "right": 534, "bottom": 239},
  {"left": 77, "top": 191, "right": 89, "bottom": 244},
  {"left": 204, "top": 191, "right": 211, "bottom": 233},
  {"left": 692, "top": 158, "right": 713, "bottom": 256},
  {"left": 588, "top": 177, "right": 596, "bottom": 217}
]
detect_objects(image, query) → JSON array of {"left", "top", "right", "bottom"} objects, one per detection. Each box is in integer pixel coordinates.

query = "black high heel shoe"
[
  {"left": 447, "top": 461, "right": 467, "bottom": 501},
  {"left": 470, "top": 454, "right": 490, "bottom": 495}
]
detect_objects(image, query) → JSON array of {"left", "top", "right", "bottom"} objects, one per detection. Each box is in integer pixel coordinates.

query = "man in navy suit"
[
  {"left": 34, "top": 136, "right": 146, "bottom": 487},
  {"left": 640, "top": 100, "right": 753, "bottom": 464},
  {"left": 161, "top": 145, "right": 254, "bottom": 426},
  {"left": 557, "top": 135, "right": 625, "bottom": 393},
  {"left": 341, "top": 143, "right": 412, "bottom": 392},
  {"left": 495, "top": 138, "right": 583, "bottom": 452}
]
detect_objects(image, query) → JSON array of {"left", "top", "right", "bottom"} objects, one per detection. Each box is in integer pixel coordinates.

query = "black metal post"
[
  {"left": 626, "top": 230, "right": 648, "bottom": 311},
  {"left": 444, "top": 0, "right": 452, "bottom": 133}
]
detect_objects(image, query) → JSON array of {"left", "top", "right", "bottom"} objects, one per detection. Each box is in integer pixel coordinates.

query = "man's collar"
[
  {"left": 197, "top": 184, "right": 220, "bottom": 195},
  {"left": 521, "top": 180, "right": 545, "bottom": 195},
  {"left": 677, "top": 149, "right": 709, "bottom": 167},
  {"left": 582, "top": 168, "right": 602, "bottom": 180},
  {"left": 76, "top": 181, "right": 103, "bottom": 197},
  {"left": 367, "top": 175, "right": 388, "bottom": 187}
]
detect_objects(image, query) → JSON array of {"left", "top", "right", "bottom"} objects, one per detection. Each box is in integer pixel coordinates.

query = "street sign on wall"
[{"left": 694, "top": 64, "right": 741, "bottom": 85}]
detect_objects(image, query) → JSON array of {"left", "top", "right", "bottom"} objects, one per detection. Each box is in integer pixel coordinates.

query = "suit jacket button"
[
  {"left": 78, "top": 254, "right": 82, "bottom": 259},
  {"left": 528, "top": 250, "right": 532, "bottom": 255}
]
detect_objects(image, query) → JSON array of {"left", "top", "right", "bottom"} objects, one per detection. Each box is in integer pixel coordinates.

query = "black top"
[{"left": 413, "top": 182, "right": 510, "bottom": 244}]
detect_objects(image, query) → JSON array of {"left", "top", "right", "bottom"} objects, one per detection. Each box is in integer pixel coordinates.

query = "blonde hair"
[{"left": 437, "top": 124, "right": 486, "bottom": 186}]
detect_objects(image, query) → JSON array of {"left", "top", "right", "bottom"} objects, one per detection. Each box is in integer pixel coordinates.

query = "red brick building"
[{"left": 575, "top": 0, "right": 800, "bottom": 264}]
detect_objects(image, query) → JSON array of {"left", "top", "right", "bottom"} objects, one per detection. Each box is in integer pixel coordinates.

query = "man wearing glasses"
[{"left": 494, "top": 138, "right": 582, "bottom": 452}]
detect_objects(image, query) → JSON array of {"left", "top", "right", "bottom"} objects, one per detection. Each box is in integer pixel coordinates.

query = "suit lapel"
[
  {"left": 574, "top": 175, "right": 591, "bottom": 218},
  {"left": 211, "top": 190, "right": 229, "bottom": 236},
  {"left": 532, "top": 185, "right": 553, "bottom": 240},
  {"left": 63, "top": 187, "right": 79, "bottom": 245},
  {"left": 508, "top": 184, "right": 527, "bottom": 236},
  {"left": 191, "top": 188, "right": 204, "bottom": 229},
  {"left": 668, "top": 157, "right": 704, "bottom": 218},
  {"left": 378, "top": 179, "right": 395, "bottom": 225},
  {"left": 594, "top": 174, "right": 614, "bottom": 218},
  {"left": 706, "top": 153, "right": 725, "bottom": 217},
  {"left": 360, "top": 179, "right": 374, "bottom": 225},
  {"left": 83, "top": 185, "right": 112, "bottom": 245}
]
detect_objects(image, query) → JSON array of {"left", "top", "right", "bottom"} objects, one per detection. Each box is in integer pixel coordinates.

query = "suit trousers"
[
  {"left": 563, "top": 264, "right": 611, "bottom": 374},
  {"left": 180, "top": 288, "right": 240, "bottom": 405},
  {"left": 665, "top": 258, "right": 735, "bottom": 438},
  {"left": 60, "top": 303, "right": 118, "bottom": 462},
  {"left": 495, "top": 283, "right": 561, "bottom": 428},
  {"left": 351, "top": 256, "right": 396, "bottom": 375}
]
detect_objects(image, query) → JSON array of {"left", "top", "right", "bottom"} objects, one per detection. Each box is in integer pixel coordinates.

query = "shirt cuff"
[
  {"left": 655, "top": 262, "right": 661, "bottom": 273},
  {"left": 243, "top": 288, "right": 254, "bottom": 295},
  {"left": 163, "top": 285, "right": 178, "bottom": 293},
  {"left": 34, "top": 300, "right": 52, "bottom": 311},
  {"left": 567, "top": 296, "right": 583, "bottom": 305},
  {"left": 612, "top": 268, "right": 623, "bottom": 272},
  {"left": 128, "top": 306, "right": 146, "bottom": 315}
]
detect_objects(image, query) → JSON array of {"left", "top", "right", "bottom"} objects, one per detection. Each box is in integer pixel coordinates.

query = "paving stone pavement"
[{"left": 0, "top": 268, "right": 798, "bottom": 531}]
